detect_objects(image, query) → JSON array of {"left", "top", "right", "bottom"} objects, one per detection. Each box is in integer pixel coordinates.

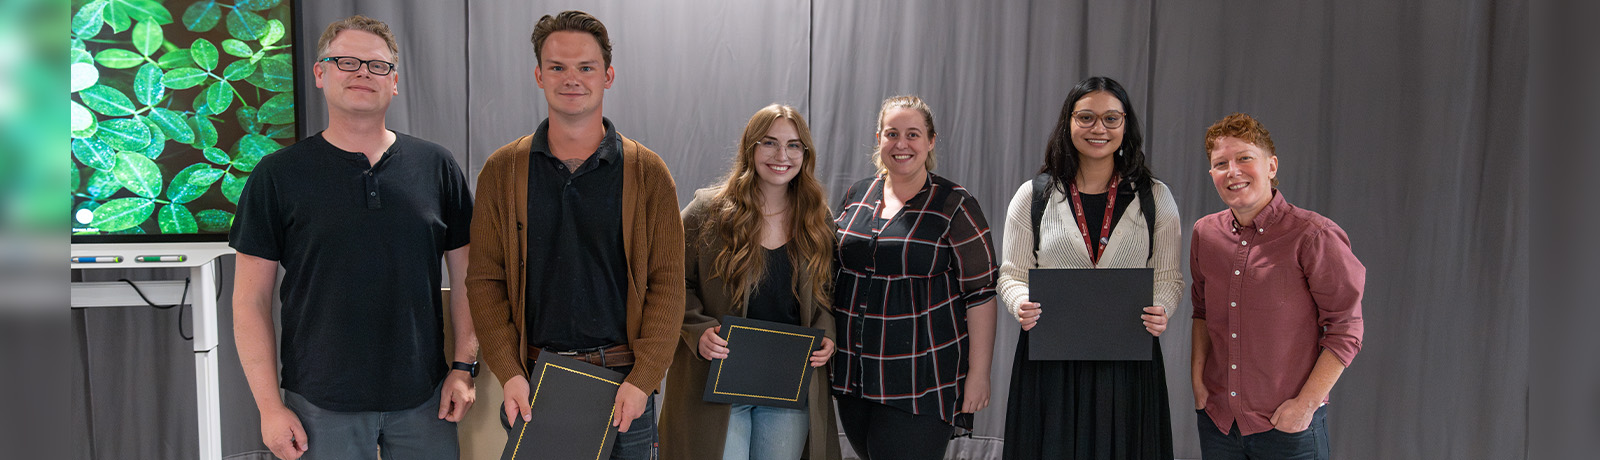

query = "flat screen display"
[{"left": 70, "top": 0, "right": 300, "bottom": 242}]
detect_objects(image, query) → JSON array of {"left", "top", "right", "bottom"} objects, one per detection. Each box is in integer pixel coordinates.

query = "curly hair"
[
  {"left": 705, "top": 104, "right": 835, "bottom": 309},
  {"left": 1203, "top": 113, "right": 1278, "bottom": 187}
]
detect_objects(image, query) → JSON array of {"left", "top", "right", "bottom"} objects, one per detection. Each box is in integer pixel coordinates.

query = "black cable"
[{"left": 118, "top": 278, "right": 193, "bottom": 341}]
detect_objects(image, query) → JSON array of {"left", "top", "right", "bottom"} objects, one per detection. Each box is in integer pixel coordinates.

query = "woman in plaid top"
[{"left": 830, "top": 95, "right": 999, "bottom": 460}]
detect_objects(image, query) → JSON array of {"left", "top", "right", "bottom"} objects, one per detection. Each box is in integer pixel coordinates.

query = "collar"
[
  {"left": 529, "top": 117, "right": 620, "bottom": 164},
  {"left": 1230, "top": 189, "right": 1288, "bottom": 234},
  {"left": 317, "top": 130, "right": 400, "bottom": 166}
]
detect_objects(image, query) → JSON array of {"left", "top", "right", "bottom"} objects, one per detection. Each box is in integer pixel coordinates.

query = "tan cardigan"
[
  {"left": 658, "top": 189, "right": 841, "bottom": 460},
  {"left": 466, "top": 133, "right": 685, "bottom": 393}
]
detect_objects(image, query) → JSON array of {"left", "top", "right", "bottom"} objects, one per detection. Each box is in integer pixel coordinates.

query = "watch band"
[{"left": 451, "top": 361, "right": 478, "bottom": 378}]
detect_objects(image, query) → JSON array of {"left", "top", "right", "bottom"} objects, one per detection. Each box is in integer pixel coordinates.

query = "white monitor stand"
[{"left": 71, "top": 241, "right": 235, "bottom": 460}]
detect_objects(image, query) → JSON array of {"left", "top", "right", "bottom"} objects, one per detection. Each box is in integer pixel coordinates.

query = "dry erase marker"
[
  {"left": 135, "top": 255, "right": 187, "bottom": 263},
  {"left": 71, "top": 256, "right": 122, "bottom": 263}
]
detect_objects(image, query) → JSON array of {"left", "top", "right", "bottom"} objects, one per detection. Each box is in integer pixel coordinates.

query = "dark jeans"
[
  {"left": 835, "top": 395, "right": 952, "bottom": 460},
  {"left": 282, "top": 381, "right": 458, "bottom": 460},
  {"left": 1196, "top": 406, "right": 1330, "bottom": 460}
]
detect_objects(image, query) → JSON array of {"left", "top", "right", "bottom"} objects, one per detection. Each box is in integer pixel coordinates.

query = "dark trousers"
[
  {"left": 1196, "top": 406, "right": 1330, "bottom": 460},
  {"left": 835, "top": 395, "right": 952, "bottom": 460}
]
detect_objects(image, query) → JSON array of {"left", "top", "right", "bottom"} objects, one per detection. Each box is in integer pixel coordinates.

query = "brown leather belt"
[{"left": 529, "top": 343, "right": 634, "bottom": 368}]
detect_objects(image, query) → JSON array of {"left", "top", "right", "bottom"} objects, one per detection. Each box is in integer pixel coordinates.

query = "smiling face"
[
  {"left": 314, "top": 30, "right": 399, "bottom": 116},
  {"left": 1207, "top": 136, "right": 1279, "bottom": 223},
  {"left": 1069, "top": 90, "right": 1125, "bottom": 164},
  {"left": 875, "top": 107, "right": 936, "bottom": 178},
  {"left": 753, "top": 119, "right": 804, "bottom": 190},
  {"left": 535, "top": 30, "right": 614, "bottom": 120}
]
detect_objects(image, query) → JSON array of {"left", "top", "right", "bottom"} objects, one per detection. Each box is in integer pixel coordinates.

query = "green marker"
[{"left": 136, "top": 255, "right": 187, "bottom": 263}]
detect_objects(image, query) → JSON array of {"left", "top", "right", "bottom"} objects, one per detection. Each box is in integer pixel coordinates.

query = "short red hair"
[{"left": 1204, "top": 113, "right": 1278, "bottom": 186}]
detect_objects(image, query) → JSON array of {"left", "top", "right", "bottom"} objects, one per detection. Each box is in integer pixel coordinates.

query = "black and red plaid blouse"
[{"left": 830, "top": 173, "right": 999, "bottom": 423}]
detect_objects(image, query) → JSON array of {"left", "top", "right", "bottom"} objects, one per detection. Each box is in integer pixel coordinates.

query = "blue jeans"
[
  {"left": 1196, "top": 406, "right": 1330, "bottom": 460},
  {"left": 282, "top": 382, "right": 458, "bottom": 460},
  {"left": 723, "top": 404, "right": 809, "bottom": 460}
]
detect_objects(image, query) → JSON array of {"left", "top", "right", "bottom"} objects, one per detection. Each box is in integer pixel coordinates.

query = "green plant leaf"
[
  {"left": 88, "top": 169, "right": 122, "bottom": 199},
  {"left": 91, "top": 197, "right": 156, "bottom": 232},
  {"left": 222, "top": 59, "right": 255, "bottom": 81},
  {"left": 236, "top": 106, "right": 260, "bottom": 134},
  {"left": 73, "top": 0, "right": 109, "bottom": 38},
  {"left": 104, "top": 1, "right": 132, "bottom": 34},
  {"left": 204, "top": 81, "right": 234, "bottom": 114},
  {"left": 182, "top": 0, "right": 222, "bottom": 32},
  {"left": 226, "top": 9, "right": 268, "bottom": 41},
  {"left": 191, "top": 114, "right": 218, "bottom": 149},
  {"left": 194, "top": 209, "right": 234, "bottom": 232},
  {"left": 235, "top": 0, "right": 280, "bottom": 12},
  {"left": 139, "top": 116, "right": 167, "bottom": 159},
  {"left": 203, "top": 147, "right": 230, "bottom": 165},
  {"left": 159, "top": 204, "right": 198, "bottom": 234},
  {"left": 99, "top": 117, "right": 152, "bottom": 152},
  {"left": 79, "top": 85, "right": 136, "bottom": 116},
  {"left": 162, "top": 67, "right": 209, "bottom": 89},
  {"left": 71, "top": 63, "right": 99, "bottom": 93},
  {"left": 113, "top": 152, "right": 163, "bottom": 198},
  {"left": 157, "top": 48, "right": 194, "bottom": 69},
  {"left": 260, "top": 19, "right": 285, "bottom": 46},
  {"left": 221, "top": 39, "right": 252, "bottom": 58},
  {"left": 73, "top": 47, "right": 94, "bottom": 65},
  {"left": 72, "top": 137, "right": 117, "bottom": 171},
  {"left": 246, "top": 54, "right": 293, "bottom": 92},
  {"left": 148, "top": 108, "right": 195, "bottom": 144},
  {"left": 168, "top": 163, "right": 224, "bottom": 203},
  {"left": 256, "top": 93, "right": 295, "bottom": 125},
  {"left": 191, "top": 38, "right": 218, "bottom": 70},
  {"left": 132, "top": 20, "right": 163, "bottom": 56},
  {"left": 95, "top": 48, "right": 145, "bottom": 69},
  {"left": 118, "top": 0, "right": 173, "bottom": 25},
  {"left": 72, "top": 162, "right": 83, "bottom": 193},
  {"left": 72, "top": 101, "right": 95, "bottom": 134},
  {"left": 264, "top": 124, "right": 295, "bottom": 139},
  {"left": 222, "top": 172, "right": 245, "bottom": 204},
  {"left": 231, "top": 134, "right": 280, "bottom": 172},
  {"left": 134, "top": 63, "right": 165, "bottom": 106}
]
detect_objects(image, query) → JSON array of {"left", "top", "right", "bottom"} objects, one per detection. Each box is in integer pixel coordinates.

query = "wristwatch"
[{"left": 451, "top": 361, "right": 478, "bottom": 378}]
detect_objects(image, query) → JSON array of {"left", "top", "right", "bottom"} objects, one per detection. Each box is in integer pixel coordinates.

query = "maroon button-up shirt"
[{"left": 1191, "top": 191, "right": 1365, "bottom": 436}]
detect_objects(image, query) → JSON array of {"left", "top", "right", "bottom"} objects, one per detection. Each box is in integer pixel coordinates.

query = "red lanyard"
[{"left": 1069, "top": 175, "right": 1120, "bottom": 266}]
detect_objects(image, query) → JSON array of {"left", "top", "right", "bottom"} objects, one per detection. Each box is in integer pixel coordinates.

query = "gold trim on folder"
[{"left": 710, "top": 325, "right": 818, "bottom": 402}]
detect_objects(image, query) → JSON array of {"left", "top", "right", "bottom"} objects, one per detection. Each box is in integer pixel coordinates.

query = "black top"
[
  {"left": 1072, "top": 183, "right": 1135, "bottom": 240},
  {"left": 745, "top": 244, "right": 801, "bottom": 325},
  {"left": 230, "top": 132, "right": 473, "bottom": 412},
  {"left": 524, "top": 118, "right": 629, "bottom": 351},
  {"left": 830, "top": 173, "right": 999, "bottom": 422}
]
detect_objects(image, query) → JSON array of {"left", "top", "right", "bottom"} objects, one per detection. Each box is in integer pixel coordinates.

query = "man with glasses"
[
  {"left": 467, "top": 10, "right": 684, "bottom": 460},
  {"left": 231, "top": 15, "right": 477, "bottom": 460}
]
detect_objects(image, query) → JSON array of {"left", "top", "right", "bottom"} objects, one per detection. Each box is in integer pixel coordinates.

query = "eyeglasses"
[
  {"left": 755, "top": 139, "right": 807, "bottom": 155},
  {"left": 319, "top": 56, "right": 396, "bottom": 76},
  {"left": 1070, "top": 110, "right": 1126, "bottom": 129}
]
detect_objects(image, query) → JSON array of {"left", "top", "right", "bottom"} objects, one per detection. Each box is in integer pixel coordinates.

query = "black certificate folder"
[
  {"left": 702, "top": 315, "right": 824, "bottom": 410},
  {"left": 1026, "top": 268, "right": 1154, "bottom": 361},
  {"left": 502, "top": 351, "right": 625, "bottom": 460}
]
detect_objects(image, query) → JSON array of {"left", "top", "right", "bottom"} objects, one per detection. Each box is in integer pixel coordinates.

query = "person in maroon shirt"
[{"left": 1190, "top": 113, "right": 1365, "bottom": 460}]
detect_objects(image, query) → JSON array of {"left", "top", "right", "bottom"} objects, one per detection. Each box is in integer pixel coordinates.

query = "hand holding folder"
[
  {"left": 500, "top": 351, "right": 627, "bottom": 460},
  {"left": 702, "top": 316, "right": 825, "bottom": 410},
  {"left": 1026, "top": 268, "right": 1154, "bottom": 361}
]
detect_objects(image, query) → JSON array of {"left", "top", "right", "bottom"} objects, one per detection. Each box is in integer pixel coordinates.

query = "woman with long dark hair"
[
  {"left": 999, "top": 76, "right": 1182, "bottom": 459},
  {"left": 659, "top": 104, "right": 841, "bottom": 460}
]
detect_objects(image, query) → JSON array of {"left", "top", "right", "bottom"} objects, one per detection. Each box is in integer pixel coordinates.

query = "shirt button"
[
  {"left": 1241, "top": 240, "right": 1248, "bottom": 246},
  {"left": 1231, "top": 333, "right": 1237, "bottom": 338},
  {"left": 1234, "top": 270, "right": 1241, "bottom": 275},
  {"left": 1231, "top": 391, "right": 1237, "bottom": 397},
  {"left": 1230, "top": 301, "right": 1237, "bottom": 307},
  {"left": 369, "top": 191, "right": 377, "bottom": 196},
  {"left": 1231, "top": 364, "right": 1237, "bottom": 369},
  {"left": 1258, "top": 228, "right": 1265, "bottom": 233}
]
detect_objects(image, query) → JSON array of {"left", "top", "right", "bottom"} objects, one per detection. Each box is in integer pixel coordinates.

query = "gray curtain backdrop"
[{"left": 71, "top": 1, "right": 1527, "bottom": 459}]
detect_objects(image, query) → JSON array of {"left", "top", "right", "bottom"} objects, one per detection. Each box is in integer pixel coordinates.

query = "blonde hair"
[
  {"left": 316, "top": 15, "right": 399, "bottom": 62},
  {"left": 870, "top": 95, "right": 938, "bottom": 173},
  {"left": 704, "top": 104, "right": 835, "bottom": 308}
]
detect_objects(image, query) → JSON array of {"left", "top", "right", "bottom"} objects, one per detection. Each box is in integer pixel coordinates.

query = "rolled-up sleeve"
[{"left": 1302, "top": 222, "right": 1366, "bottom": 367}]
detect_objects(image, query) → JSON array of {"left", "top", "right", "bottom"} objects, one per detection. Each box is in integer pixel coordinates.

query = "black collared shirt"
[{"left": 524, "top": 118, "right": 628, "bottom": 351}]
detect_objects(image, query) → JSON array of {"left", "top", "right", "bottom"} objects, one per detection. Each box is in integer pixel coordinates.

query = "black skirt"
[{"left": 1002, "top": 332, "right": 1175, "bottom": 460}]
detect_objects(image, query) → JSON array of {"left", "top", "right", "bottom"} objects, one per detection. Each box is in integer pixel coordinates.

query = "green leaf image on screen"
[{"left": 70, "top": 0, "right": 298, "bottom": 238}]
